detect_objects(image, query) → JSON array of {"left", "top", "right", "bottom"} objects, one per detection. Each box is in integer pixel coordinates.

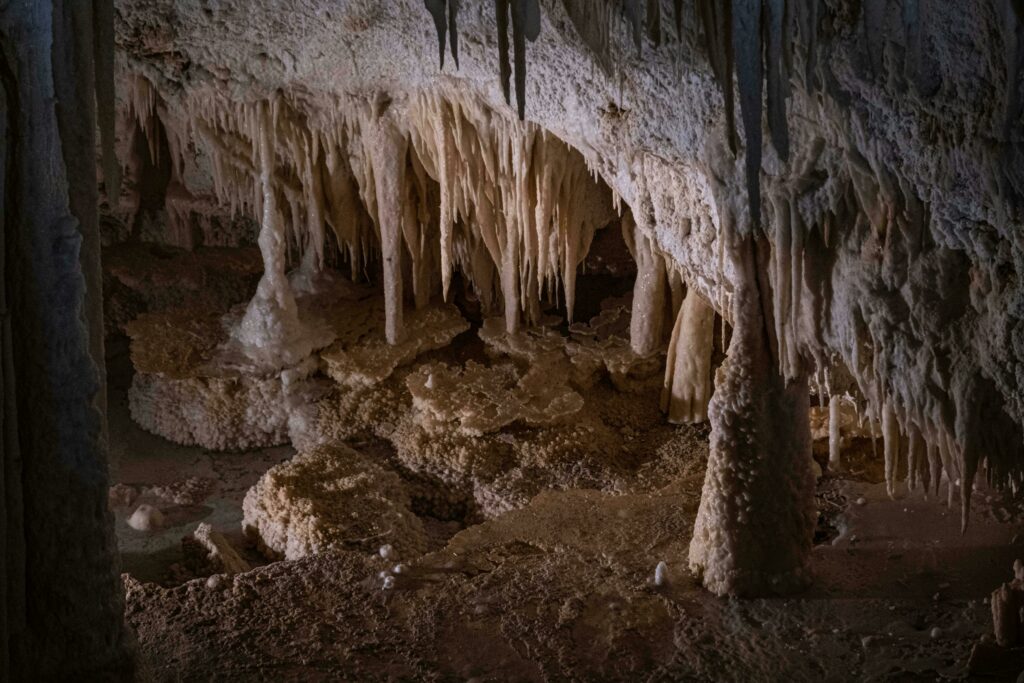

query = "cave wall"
[{"left": 1, "top": 2, "right": 131, "bottom": 679}]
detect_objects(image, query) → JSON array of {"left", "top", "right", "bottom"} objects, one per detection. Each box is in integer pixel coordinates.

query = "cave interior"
[{"left": 4, "top": 0, "right": 1024, "bottom": 680}]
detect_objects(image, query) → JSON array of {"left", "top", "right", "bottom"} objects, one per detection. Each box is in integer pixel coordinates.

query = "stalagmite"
[
  {"left": 688, "top": 201, "right": 815, "bottom": 596},
  {"left": 661, "top": 287, "right": 715, "bottom": 424}
]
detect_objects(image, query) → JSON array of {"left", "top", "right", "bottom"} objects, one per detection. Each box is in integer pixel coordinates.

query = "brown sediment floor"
[
  {"left": 120, "top": 472, "right": 1024, "bottom": 681},
  {"left": 110, "top": 328, "right": 1024, "bottom": 680}
]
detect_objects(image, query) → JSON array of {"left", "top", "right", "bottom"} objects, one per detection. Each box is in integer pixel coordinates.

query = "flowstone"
[
  {"left": 322, "top": 301, "right": 469, "bottom": 388},
  {"left": 126, "top": 273, "right": 445, "bottom": 451},
  {"left": 407, "top": 359, "right": 584, "bottom": 436},
  {"left": 242, "top": 445, "right": 427, "bottom": 561},
  {"left": 126, "top": 305, "right": 315, "bottom": 451}
]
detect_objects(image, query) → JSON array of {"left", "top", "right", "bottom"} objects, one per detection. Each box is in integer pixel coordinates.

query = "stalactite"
[
  {"left": 881, "top": 400, "right": 899, "bottom": 499},
  {"left": 673, "top": 0, "right": 685, "bottom": 38},
  {"left": 424, "top": 0, "right": 460, "bottom": 69},
  {"left": 646, "top": 0, "right": 662, "bottom": 47},
  {"left": 230, "top": 99, "right": 320, "bottom": 370},
  {"left": 370, "top": 118, "right": 409, "bottom": 345},
  {"left": 127, "top": 74, "right": 160, "bottom": 166},
  {"left": 629, "top": 222, "right": 667, "bottom": 356},
  {"left": 828, "top": 394, "right": 842, "bottom": 470},
  {"left": 145, "top": 84, "right": 613, "bottom": 353},
  {"left": 862, "top": 0, "right": 887, "bottom": 76},
  {"left": 494, "top": 0, "right": 540, "bottom": 120},
  {"left": 733, "top": 0, "right": 764, "bottom": 230},
  {"left": 661, "top": 287, "right": 716, "bottom": 423},
  {"left": 496, "top": 0, "right": 512, "bottom": 106},
  {"left": 907, "top": 423, "right": 923, "bottom": 492},
  {"left": 901, "top": 0, "right": 923, "bottom": 91},
  {"left": 697, "top": 0, "right": 738, "bottom": 153},
  {"left": 764, "top": 0, "right": 790, "bottom": 162},
  {"left": 623, "top": 0, "right": 644, "bottom": 54},
  {"left": 560, "top": 0, "right": 616, "bottom": 75}
]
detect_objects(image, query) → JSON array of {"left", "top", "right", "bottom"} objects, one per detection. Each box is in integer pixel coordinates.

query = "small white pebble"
[
  {"left": 379, "top": 544, "right": 395, "bottom": 560},
  {"left": 930, "top": 627, "right": 942, "bottom": 639},
  {"left": 127, "top": 504, "right": 164, "bottom": 532},
  {"left": 425, "top": 373, "right": 435, "bottom": 390},
  {"left": 382, "top": 575, "right": 395, "bottom": 590},
  {"left": 206, "top": 574, "right": 224, "bottom": 590},
  {"left": 654, "top": 561, "right": 668, "bottom": 587},
  {"left": 855, "top": 497, "right": 867, "bottom": 506},
  {"left": 393, "top": 564, "right": 406, "bottom": 574}
]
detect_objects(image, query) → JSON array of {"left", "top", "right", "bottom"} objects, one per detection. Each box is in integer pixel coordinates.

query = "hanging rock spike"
[
  {"left": 733, "top": 0, "right": 764, "bottom": 229},
  {"left": 424, "top": 0, "right": 448, "bottom": 68}
]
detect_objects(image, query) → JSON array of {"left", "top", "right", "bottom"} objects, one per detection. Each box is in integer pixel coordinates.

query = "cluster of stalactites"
[
  {"left": 620, "top": 213, "right": 716, "bottom": 424},
  {"left": 854, "top": 366, "right": 1024, "bottom": 532},
  {"left": 755, "top": 116, "right": 1024, "bottom": 528},
  {"left": 425, "top": 0, "right": 541, "bottom": 120},
  {"left": 124, "top": 81, "right": 615, "bottom": 345},
  {"left": 403, "top": 90, "right": 614, "bottom": 335}
]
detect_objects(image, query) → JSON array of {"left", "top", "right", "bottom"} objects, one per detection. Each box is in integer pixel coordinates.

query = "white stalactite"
[
  {"left": 630, "top": 222, "right": 667, "bottom": 356},
  {"left": 882, "top": 399, "right": 899, "bottom": 499},
  {"left": 828, "top": 395, "right": 842, "bottom": 470},
  {"left": 661, "top": 287, "right": 716, "bottom": 424}
]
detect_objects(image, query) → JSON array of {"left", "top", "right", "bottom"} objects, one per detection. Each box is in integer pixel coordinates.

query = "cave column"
[
  {"left": 233, "top": 99, "right": 309, "bottom": 368},
  {"left": 370, "top": 116, "right": 408, "bottom": 345},
  {"left": 1, "top": 1, "right": 131, "bottom": 677},
  {"left": 688, "top": 227, "right": 817, "bottom": 596}
]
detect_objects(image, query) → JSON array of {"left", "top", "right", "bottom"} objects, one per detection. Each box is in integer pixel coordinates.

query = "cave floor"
[
  {"left": 101, "top": 247, "right": 1024, "bottom": 681},
  {"left": 108, "top": 328, "right": 1024, "bottom": 680},
  {"left": 119, "top": 474, "right": 1024, "bottom": 681}
]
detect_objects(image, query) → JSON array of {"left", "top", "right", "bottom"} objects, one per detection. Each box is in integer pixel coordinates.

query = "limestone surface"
[{"left": 242, "top": 445, "right": 427, "bottom": 561}]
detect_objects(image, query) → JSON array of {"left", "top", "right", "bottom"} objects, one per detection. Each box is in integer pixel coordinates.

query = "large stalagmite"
[{"left": 688, "top": 193, "right": 816, "bottom": 596}]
